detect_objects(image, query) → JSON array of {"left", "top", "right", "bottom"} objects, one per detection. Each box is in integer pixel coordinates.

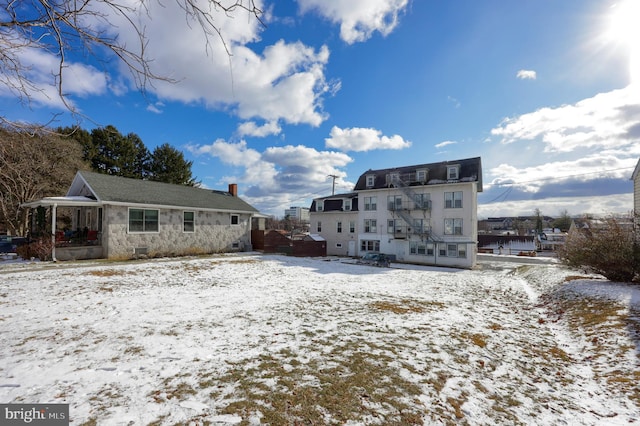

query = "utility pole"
[{"left": 327, "top": 174, "right": 338, "bottom": 195}]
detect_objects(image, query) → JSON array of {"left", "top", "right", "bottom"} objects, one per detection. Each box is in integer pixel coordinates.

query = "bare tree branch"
[{"left": 0, "top": 0, "right": 263, "bottom": 128}]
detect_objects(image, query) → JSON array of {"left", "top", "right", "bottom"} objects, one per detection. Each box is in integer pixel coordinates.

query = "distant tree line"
[{"left": 0, "top": 125, "right": 196, "bottom": 235}]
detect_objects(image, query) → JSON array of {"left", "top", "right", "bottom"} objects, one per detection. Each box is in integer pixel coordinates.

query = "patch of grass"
[
  {"left": 149, "top": 378, "right": 197, "bottom": 403},
  {"left": 201, "top": 342, "right": 425, "bottom": 425},
  {"left": 460, "top": 331, "right": 488, "bottom": 348},
  {"left": 563, "top": 275, "right": 597, "bottom": 282},
  {"left": 87, "top": 269, "right": 136, "bottom": 277},
  {"left": 123, "top": 345, "right": 145, "bottom": 355},
  {"left": 369, "top": 299, "right": 444, "bottom": 314},
  {"left": 447, "top": 396, "right": 466, "bottom": 419},
  {"left": 542, "top": 289, "right": 640, "bottom": 404}
]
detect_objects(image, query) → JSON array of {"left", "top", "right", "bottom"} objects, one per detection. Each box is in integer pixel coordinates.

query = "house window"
[
  {"left": 439, "top": 243, "right": 466, "bottom": 257},
  {"left": 416, "top": 169, "right": 428, "bottom": 182},
  {"left": 184, "top": 211, "right": 195, "bottom": 232},
  {"left": 364, "top": 196, "right": 377, "bottom": 211},
  {"left": 445, "top": 191, "right": 463, "bottom": 208},
  {"left": 349, "top": 221, "right": 355, "bottom": 233},
  {"left": 444, "top": 218, "right": 463, "bottom": 235},
  {"left": 360, "top": 240, "right": 380, "bottom": 252},
  {"left": 97, "top": 208, "right": 103, "bottom": 232},
  {"left": 231, "top": 214, "right": 239, "bottom": 225},
  {"left": 413, "top": 219, "right": 424, "bottom": 233},
  {"left": 129, "top": 208, "right": 159, "bottom": 233},
  {"left": 415, "top": 193, "right": 431, "bottom": 209},
  {"left": 366, "top": 174, "right": 375, "bottom": 188},
  {"left": 317, "top": 221, "right": 322, "bottom": 232},
  {"left": 337, "top": 221, "right": 342, "bottom": 233},
  {"left": 447, "top": 165, "right": 460, "bottom": 180},
  {"left": 344, "top": 199, "right": 351, "bottom": 211},
  {"left": 387, "top": 195, "right": 402, "bottom": 211},
  {"left": 317, "top": 201, "right": 323, "bottom": 212},
  {"left": 410, "top": 241, "right": 433, "bottom": 255},
  {"left": 387, "top": 219, "right": 402, "bottom": 234},
  {"left": 364, "top": 219, "right": 377, "bottom": 233},
  {"left": 386, "top": 172, "right": 400, "bottom": 185}
]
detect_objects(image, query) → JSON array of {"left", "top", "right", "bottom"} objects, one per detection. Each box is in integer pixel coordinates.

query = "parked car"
[
  {"left": 0, "top": 236, "right": 28, "bottom": 254},
  {"left": 357, "top": 252, "right": 391, "bottom": 267}
]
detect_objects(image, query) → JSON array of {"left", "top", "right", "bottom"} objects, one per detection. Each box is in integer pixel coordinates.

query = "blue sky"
[{"left": 3, "top": 0, "right": 639, "bottom": 218}]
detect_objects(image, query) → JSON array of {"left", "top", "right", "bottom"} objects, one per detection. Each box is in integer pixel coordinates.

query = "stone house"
[{"left": 23, "top": 171, "right": 258, "bottom": 261}]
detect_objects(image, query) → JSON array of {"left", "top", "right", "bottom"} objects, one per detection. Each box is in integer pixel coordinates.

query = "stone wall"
[{"left": 103, "top": 205, "right": 252, "bottom": 258}]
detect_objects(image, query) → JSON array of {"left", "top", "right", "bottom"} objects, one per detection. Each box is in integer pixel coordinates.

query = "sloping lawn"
[{"left": 1, "top": 254, "right": 638, "bottom": 425}]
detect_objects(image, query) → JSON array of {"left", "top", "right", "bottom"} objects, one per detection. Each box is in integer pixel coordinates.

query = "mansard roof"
[{"left": 353, "top": 157, "right": 482, "bottom": 192}]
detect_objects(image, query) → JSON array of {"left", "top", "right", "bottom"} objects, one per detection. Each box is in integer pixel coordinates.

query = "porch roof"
[{"left": 21, "top": 196, "right": 100, "bottom": 208}]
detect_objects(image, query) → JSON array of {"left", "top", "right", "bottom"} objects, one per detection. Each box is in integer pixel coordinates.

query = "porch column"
[{"left": 51, "top": 203, "right": 57, "bottom": 262}]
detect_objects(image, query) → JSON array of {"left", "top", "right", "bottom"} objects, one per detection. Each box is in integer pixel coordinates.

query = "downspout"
[{"left": 51, "top": 203, "right": 57, "bottom": 262}]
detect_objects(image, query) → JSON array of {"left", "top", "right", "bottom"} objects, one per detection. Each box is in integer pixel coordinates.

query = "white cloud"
[
  {"left": 325, "top": 126, "right": 411, "bottom": 152},
  {"left": 447, "top": 96, "right": 461, "bottom": 108},
  {"left": 516, "top": 69, "right": 537, "bottom": 80},
  {"left": 297, "top": 0, "right": 409, "bottom": 44},
  {"left": 0, "top": 46, "right": 108, "bottom": 109},
  {"left": 478, "top": 193, "right": 632, "bottom": 219},
  {"left": 64, "top": 0, "right": 335, "bottom": 127},
  {"left": 237, "top": 121, "right": 282, "bottom": 137},
  {"left": 491, "top": 85, "right": 640, "bottom": 153},
  {"left": 146, "top": 101, "right": 164, "bottom": 114},
  {"left": 435, "top": 140, "right": 457, "bottom": 149},
  {"left": 486, "top": 154, "right": 637, "bottom": 193},
  {"left": 188, "top": 139, "right": 354, "bottom": 215}
]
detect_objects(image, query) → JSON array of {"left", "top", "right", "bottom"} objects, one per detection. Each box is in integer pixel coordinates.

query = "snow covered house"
[
  {"left": 22, "top": 171, "right": 258, "bottom": 261},
  {"left": 310, "top": 157, "right": 483, "bottom": 268}
]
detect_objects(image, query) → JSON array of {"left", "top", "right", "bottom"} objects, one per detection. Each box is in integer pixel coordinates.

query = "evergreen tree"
[
  {"left": 149, "top": 143, "right": 196, "bottom": 186},
  {"left": 534, "top": 208, "right": 543, "bottom": 234},
  {"left": 127, "top": 133, "right": 151, "bottom": 179}
]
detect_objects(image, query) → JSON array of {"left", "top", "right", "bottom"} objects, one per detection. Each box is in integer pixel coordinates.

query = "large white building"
[
  {"left": 310, "top": 157, "right": 483, "bottom": 268},
  {"left": 284, "top": 206, "right": 310, "bottom": 222}
]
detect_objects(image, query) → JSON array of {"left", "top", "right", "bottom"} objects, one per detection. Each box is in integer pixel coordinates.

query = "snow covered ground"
[{"left": 1, "top": 254, "right": 639, "bottom": 425}]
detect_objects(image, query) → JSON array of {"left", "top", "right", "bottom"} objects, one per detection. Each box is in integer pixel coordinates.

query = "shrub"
[
  {"left": 558, "top": 216, "right": 639, "bottom": 283},
  {"left": 16, "top": 238, "right": 54, "bottom": 261}
]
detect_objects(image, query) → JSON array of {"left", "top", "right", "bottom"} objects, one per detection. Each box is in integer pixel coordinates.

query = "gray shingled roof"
[
  {"left": 353, "top": 157, "right": 483, "bottom": 192},
  {"left": 75, "top": 171, "right": 258, "bottom": 213}
]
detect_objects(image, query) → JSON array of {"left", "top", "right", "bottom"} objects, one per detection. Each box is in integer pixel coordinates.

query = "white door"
[{"left": 348, "top": 240, "right": 356, "bottom": 257}]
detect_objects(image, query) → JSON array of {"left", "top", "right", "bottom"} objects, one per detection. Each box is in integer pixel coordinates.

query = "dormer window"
[
  {"left": 416, "top": 169, "right": 428, "bottom": 182},
  {"left": 317, "top": 201, "right": 323, "bottom": 212},
  {"left": 386, "top": 172, "right": 400, "bottom": 186},
  {"left": 344, "top": 199, "right": 351, "bottom": 211},
  {"left": 366, "top": 174, "right": 375, "bottom": 188},
  {"left": 447, "top": 165, "right": 460, "bottom": 180}
]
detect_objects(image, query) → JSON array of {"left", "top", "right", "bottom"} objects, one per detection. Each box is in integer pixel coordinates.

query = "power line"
[{"left": 489, "top": 166, "right": 634, "bottom": 187}]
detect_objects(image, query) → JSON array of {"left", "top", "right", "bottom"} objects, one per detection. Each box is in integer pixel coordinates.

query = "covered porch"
[{"left": 22, "top": 196, "right": 104, "bottom": 261}]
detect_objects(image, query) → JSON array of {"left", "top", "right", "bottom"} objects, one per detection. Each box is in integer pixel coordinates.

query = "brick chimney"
[{"left": 228, "top": 183, "right": 238, "bottom": 197}]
